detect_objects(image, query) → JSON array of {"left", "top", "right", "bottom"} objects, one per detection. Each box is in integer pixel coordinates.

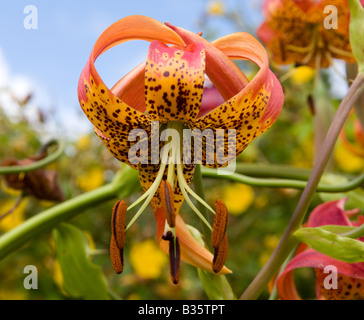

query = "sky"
[
  {"left": 0, "top": 0, "right": 347, "bottom": 138},
  {"left": 0, "top": 0, "right": 264, "bottom": 137}
]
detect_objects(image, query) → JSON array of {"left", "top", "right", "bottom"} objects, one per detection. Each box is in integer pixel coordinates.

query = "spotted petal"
[
  {"left": 78, "top": 15, "right": 185, "bottom": 166},
  {"left": 193, "top": 33, "right": 283, "bottom": 167},
  {"left": 145, "top": 40, "right": 206, "bottom": 122}
]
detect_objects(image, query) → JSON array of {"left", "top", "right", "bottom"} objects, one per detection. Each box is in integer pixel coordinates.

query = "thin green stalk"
[
  {"left": 0, "top": 166, "right": 135, "bottom": 263},
  {"left": 240, "top": 73, "right": 364, "bottom": 300},
  {"left": 0, "top": 183, "right": 117, "bottom": 262},
  {"left": 202, "top": 168, "right": 364, "bottom": 193},
  {"left": 0, "top": 140, "right": 64, "bottom": 174},
  {"left": 235, "top": 163, "right": 312, "bottom": 180},
  {"left": 193, "top": 164, "right": 213, "bottom": 245}
]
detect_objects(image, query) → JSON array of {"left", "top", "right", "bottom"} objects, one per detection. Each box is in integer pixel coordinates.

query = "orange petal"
[
  {"left": 165, "top": 23, "right": 249, "bottom": 101},
  {"left": 145, "top": 40, "right": 206, "bottom": 122},
  {"left": 192, "top": 32, "right": 284, "bottom": 166},
  {"left": 154, "top": 206, "right": 232, "bottom": 275},
  {"left": 111, "top": 62, "right": 146, "bottom": 113},
  {"left": 78, "top": 16, "right": 186, "bottom": 164}
]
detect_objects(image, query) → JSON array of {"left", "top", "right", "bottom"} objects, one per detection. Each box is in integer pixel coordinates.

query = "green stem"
[
  {"left": 202, "top": 168, "right": 364, "bottom": 193},
  {"left": 0, "top": 140, "right": 64, "bottom": 174},
  {"left": 0, "top": 166, "right": 136, "bottom": 263},
  {"left": 235, "top": 163, "right": 312, "bottom": 180},
  {"left": 240, "top": 73, "right": 364, "bottom": 300}
]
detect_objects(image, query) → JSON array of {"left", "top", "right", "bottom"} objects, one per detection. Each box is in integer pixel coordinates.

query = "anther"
[
  {"left": 213, "top": 234, "right": 228, "bottom": 273},
  {"left": 162, "top": 230, "right": 181, "bottom": 284},
  {"left": 211, "top": 199, "right": 228, "bottom": 273},
  {"left": 160, "top": 180, "right": 176, "bottom": 228},
  {"left": 110, "top": 200, "right": 127, "bottom": 274},
  {"left": 110, "top": 235, "right": 124, "bottom": 274},
  {"left": 111, "top": 200, "right": 127, "bottom": 249},
  {"left": 211, "top": 199, "right": 228, "bottom": 248}
]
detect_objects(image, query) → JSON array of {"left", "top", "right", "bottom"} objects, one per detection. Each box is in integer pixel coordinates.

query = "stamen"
[
  {"left": 328, "top": 45, "right": 354, "bottom": 58},
  {"left": 162, "top": 230, "right": 181, "bottom": 284},
  {"left": 125, "top": 149, "right": 169, "bottom": 231},
  {"left": 177, "top": 163, "right": 215, "bottom": 214},
  {"left": 160, "top": 180, "right": 176, "bottom": 228},
  {"left": 111, "top": 200, "right": 127, "bottom": 249},
  {"left": 176, "top": 162, "right": 213, "bottom": 231},
  {"left": 211, "top": 199, "right": 228, "bottom": 248},
  {"left": 212, "top": 234, "right": 228, "bottom": 273}
]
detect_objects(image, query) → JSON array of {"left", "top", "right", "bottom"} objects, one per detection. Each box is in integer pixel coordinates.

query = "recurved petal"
[
  {"left": 111, "top": 62, "right": 146, "bottom": 113},
  {"left": 165, "top": 23, "right": 249, "bottom": 101},
  {"left": 307, "top": 199, "right": 353, "bottom": 228},
  {"left": 191, "top": 32, "right": 283, "bottom": 167},
  {"left": 276, "top": 249, "right": 364, "bottom": 300},
  {"left": 154, "top": 206, "right": 232, "bottom": 275},
  {"left": 78, "top": 16, "right": 186, "bottom": 164},
  {"left": 145, "top": 40, "right": 206, "bottom": 122}
]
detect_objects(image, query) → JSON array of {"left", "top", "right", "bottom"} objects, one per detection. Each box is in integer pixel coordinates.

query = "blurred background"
[{"left": 0, "top": 0, "right": 361, "bottom": 300}]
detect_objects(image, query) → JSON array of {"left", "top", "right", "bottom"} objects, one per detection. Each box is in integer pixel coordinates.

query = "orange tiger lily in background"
[
  {"left": 78, "top": 15, "right": 283, "bottom": 283},
  {"left": 257, "top": 0, "right": 364, "bottom": 68}
]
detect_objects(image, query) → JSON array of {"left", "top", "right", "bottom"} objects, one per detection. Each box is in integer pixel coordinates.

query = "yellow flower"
[
  {"left": 129, "top": 239, "right": 168, "bottom": 280},
  {"left": 263, "top": 234, "right": 280, "bottom": 251},
  {"left": 76, "top": 167, "right": 105, "bottom": 192},
  {"left": 75, "top": 134, "right": 91, "bottom": 151},
  {"left": 290, "top": 66, "right": 315, "bottom": 85},
  {"left": 207, "top": 1, "right": 225, "bottom": 15},
  {"left": 0, "top": 199, "right": 27, "bottom": 232},
  {"left": 334, "top": 141, "right": 364, "bottom": 173},
  {"left": 222, "top": 183, "right": 254, "bottom": 215}
]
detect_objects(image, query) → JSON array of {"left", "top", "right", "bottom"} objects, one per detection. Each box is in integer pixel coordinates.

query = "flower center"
[{"left": 125, "top": 120, "right": 215, "bottom": 233}]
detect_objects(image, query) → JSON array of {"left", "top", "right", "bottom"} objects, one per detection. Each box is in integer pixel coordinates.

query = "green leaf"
[
  {"left": 53, "top": 223, "right": 109, "bottom": 299},
  {"left": 348, "top": 0, "right": 364, "bottom": 72},
  {"left": 294, "top": 227, "right": 364, "bottom": 263},
  {"left": 197, "top": 269, "right": 236, "bottom": 300}
]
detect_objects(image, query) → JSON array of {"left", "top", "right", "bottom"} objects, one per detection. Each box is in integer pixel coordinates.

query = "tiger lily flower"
[
  {"left": 257, "top": 0, "right": 364, "bottom": 68},
  {"left": 275, "top": 199, "right": 364, "bottom": 300},
  {"left": 78, "top": 15, "right": 283, "bottom": 283}
]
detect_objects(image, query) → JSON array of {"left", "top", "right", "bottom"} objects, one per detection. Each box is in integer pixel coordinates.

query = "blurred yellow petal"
[
  {"left": 129, "top": 239, "right": 168, "bottom": 280},
  {"left": 222, "top": 183, "right": 254, "bottom": 215},
  {"left": 334, "top": 142, "right": 364, "bottom": 173},
  {"left": 290, "top": 66, "right": 315, "bottom": 85},
  {"left": 263, "top": 234, "right": 280, "bottom": 251},
  {"left": 76, "top": 168, "right": 105, "bottom": 192},
  {"left": 207, "top": 1, "right": 225, "bottom": 15},
  {"left": 75, "top": 134, "right": 91, "bottom": 151},
  {"left": 0, "top": 199, "right": 27, "bottom": 232}
]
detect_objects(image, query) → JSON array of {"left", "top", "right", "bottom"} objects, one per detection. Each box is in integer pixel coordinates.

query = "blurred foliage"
[{"left": 1, "top": 0, "right": 364, "bottom": 301}]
